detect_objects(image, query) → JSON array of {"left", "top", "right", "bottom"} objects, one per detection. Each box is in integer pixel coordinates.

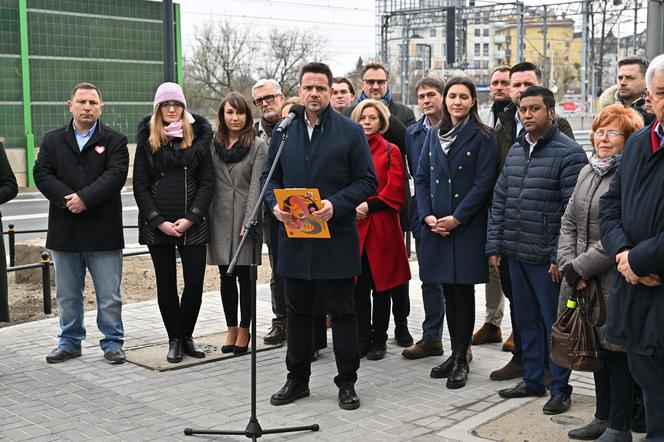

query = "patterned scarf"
[
  {"left": 358, "top": 88, "right": 393, "bottom": 106},
  {"left": 437, "top": 115, "right": 469, "bottom": 155},
  {"left": 590, "top": 152, "right": 622, "bottom": 177}
]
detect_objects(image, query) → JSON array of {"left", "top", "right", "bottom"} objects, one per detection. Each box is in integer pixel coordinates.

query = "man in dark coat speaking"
[
  {"left": 599, "top": 53, "right": 664, "bottom": 440},
  {"left": 263, "top": 62, "right": 377, "bottom": 410}
]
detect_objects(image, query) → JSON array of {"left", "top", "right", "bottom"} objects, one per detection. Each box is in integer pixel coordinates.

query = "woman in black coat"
[
  {"left": 415, "top": 77, "right": 497, "bottom": 389},
  {"left": 133, "top": 82, "right": 214, "bottom": 363}
]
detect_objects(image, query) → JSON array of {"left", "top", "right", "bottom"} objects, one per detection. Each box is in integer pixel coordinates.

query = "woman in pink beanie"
[{"left": 133, "top": 82, "right": 214, "bottom": 363}]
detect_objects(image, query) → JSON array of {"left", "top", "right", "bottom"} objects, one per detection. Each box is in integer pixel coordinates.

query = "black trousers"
[
  {"left": 627, "top": 347, "right": 664, "bottom": 439},
  {"left": 284, "top": 277, "right": 359, "bottom": 387},
  {"left": 594, "top": 350, "right": 634, "bottom": 431},
  {"left": 268, "top": 215, "right": 287, "bottom": 326},
  {"left": 500, "top": 255, "right": 523, "bottom": 364},
  {"left": 443, "top": 284, "right": 475, "bottom": 355},
  {"left": 354, "top": 255, "right": 391, "bottom": 346},
  {"left": 390, "top": 282, "right": 409, "bottom": 329},
  {"left": 218, "top": 265, "right": 251, "bottom": 328},
  {"left": 148, "top": 244, "right": 206, "bottom": 340}
]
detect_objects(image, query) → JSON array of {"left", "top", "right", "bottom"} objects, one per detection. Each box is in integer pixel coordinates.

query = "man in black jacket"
[
  {"left": 34, "top": 83, "right": 129, "bottom": 365},
  {"left": 599, "top": 53, "right": 664, "bottom": 440},
  {"left": 251, "top": 78, "right": 288, "bottom": 346},
  {"left": 265, "top": 62, "right": 377, "bottom": 410},
  {"left": 487, "top": 87, "right": 587, "bottom": 415}
]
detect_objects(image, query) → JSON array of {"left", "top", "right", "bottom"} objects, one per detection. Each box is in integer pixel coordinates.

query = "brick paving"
[{"left": 0, "top": 261, "right": 602, "bottom": 441}]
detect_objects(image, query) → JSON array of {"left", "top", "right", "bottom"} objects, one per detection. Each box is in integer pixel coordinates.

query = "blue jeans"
[
  {"left": 508, "top": 259, "right": 571, "bottom": 397},
  {"left": 52, "top": 250, "right": 124, "bottom": 353},
  {"left": 416, "top": 239, "right": 445, "bottom": 342}
]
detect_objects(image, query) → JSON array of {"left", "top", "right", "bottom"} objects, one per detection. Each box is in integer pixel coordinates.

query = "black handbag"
[{"left": 550, "top": 277, "right": 605, "bottom": 372}]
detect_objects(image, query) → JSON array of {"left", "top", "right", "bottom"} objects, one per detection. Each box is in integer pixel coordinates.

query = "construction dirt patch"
[{"left": 1, "top": 254, "right": 272, "bottom": 328}]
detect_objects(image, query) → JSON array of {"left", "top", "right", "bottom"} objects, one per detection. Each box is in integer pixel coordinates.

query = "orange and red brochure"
[{"left": 273, "top": 188, "right": 331, "bottom": 239}]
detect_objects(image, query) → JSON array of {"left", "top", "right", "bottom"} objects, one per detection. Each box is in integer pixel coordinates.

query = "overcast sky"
[
  {"left": 176, "top": 0, "right": 647, "bottom": 76},
  {"left": 177, "top": 0, "right": 376, "bottom": 77}
]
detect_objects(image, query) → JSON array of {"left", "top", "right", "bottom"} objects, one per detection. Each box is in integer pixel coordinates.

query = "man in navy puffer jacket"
[{"left": 486, "top": 87, "right": 588, "bottom": 414}]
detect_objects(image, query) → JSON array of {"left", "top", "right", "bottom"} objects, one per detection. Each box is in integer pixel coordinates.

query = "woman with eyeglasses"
[
  {"left": 559, "top": 104, "right": 644, "bottom": 442},
  {"left": 207, "top": 92, "right": 267, "bottom": 355},
  {"left": 415, "top": 77, "right": 497, "bottom": 389},
  {"left": 133, "top": 82, "right": 214, "bottom": 363},
  {"left": 350, "top": 99, "right": 411, "bottom": 361}
]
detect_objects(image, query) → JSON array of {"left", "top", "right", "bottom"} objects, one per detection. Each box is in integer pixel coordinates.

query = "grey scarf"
[
  {"left": 590, "top": 152, "right": 622, "bottom": 177},
  {"left": 438, "top": 115, "right": 469, "bottom": 155}
]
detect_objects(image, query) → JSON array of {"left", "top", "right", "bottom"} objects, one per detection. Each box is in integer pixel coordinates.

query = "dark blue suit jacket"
[{"left": 262, "top": 105, "right": 377, "bottom": 280}]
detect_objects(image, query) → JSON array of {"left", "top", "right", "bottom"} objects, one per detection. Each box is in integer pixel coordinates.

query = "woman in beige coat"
[
  {"left": 208, "top": 92, "right": 267, "bottom": 354},
  {"left": 557, "top": 104, "right": 643, "bottom": 442}
]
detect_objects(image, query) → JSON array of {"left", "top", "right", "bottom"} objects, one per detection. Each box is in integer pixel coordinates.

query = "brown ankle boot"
[
  {"left": 490, "top": 359, "right": 524, "bottom": 381},
  {"left": 472, "top": 323, "right": 502, "bottom": 345},
  {"left": 501, "top": 332, "right": 515, "bottom": 352}
]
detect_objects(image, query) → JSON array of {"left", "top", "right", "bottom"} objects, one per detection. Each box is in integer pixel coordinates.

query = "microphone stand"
[{"left": 184, "top": 127, "right": 319, "bottom": 440}]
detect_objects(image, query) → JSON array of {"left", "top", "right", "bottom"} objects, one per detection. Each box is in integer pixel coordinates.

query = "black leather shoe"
[
  {"left": 359, "top": 340, "right": 370, "bottom": 359},
  {"left": 430, "top": 354, "right": 456, "bottom": 378},
  {"left": 543, "top": 394, "right": 571, "bottom": 415},
  {"left": 338, "top": 383, "right": 360, "bottom": 410},
  {"left": 568, "top": 418, "right": 608, "bottom": 440},
  {"left": 394, "top": 325, "right": 414, "bottom": 347},
  {"left": 234, "top": 332, "right": 250, "bottom": 354},
  {"left": 183, "top": 337, "right": 205, "bottom": 358},
  {"left": 103, "top": 349, "right": 126, "bottom": 365},
  {"left": 270, "top": 380, "right": 310, "bottom": 406},
  {"left": 498, "top": 381, "right": 546, "bottom": 398},
  {"left": 446, "top": 354, "right": 469, "bottom": 389},
  {"left": 366, "top": 342, "right": 386, "bottom": 361},
  {"left": 263, "top": 324, "right": 286, "bottom": 345},
  {"left": 46, "top": 347, "right": 81, "bottom": 363},
  {"left": 167, "top": 338, "right": 182, "bottom": 363}
]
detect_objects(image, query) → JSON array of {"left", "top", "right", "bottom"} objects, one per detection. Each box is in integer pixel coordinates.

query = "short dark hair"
[
  {"left": 361, "top": 61, "right": 389, "bottom": 79},
  {"left": 491, "top": 65, "right": 511, "bottom": 77},
  {"left": 299, "top": 62, "right": 333, "bottom": 86},
  {"left": 618, "top": 55, "right": 649, "bottom": 77},
  {"left": 509, "top": 62, "right": 541, "bottom": 81},
  {"left": 71, "top": 82, "right": 102, "bottom": 101},
  {"left": 332, "top": 76, "right": 355, "bottom": 96},
  {"left": 519, "top": 86, "right": 555, "bottom": 109},
  {"left": 415, "top": 77, "right": 445, "bottom": 95}
]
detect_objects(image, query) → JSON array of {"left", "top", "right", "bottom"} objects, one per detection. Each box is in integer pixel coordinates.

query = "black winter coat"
[
  {"left": 486, "top": 123, "right": 588, "bottom": 264},
  {"left": 599, "top": 122, "right": 664, "bottom": 354},
  {"left": 262, "top": 104, "right": 377, "bottom": 280},
  {"left": 34, "top": 120, "right": 128, "bottom": 252},
  {"left": 133, "top": 114, "right": 214, "bottom": 246}
]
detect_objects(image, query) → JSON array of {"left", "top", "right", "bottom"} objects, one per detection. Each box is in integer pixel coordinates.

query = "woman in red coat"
[{"left": 351, "top": 99, "right": 411, "bottom": 360}]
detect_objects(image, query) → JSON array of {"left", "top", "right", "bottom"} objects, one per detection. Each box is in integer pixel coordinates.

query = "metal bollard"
[
  {"left": 8, "top": 224, "right": 15, "bottom": 267},
  {"left": 41, "top": 251, "right": 51, "bottom": 314}
]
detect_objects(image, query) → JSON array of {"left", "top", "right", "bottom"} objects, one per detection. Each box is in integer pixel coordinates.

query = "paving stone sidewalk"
[{"left": 1, "top": 261, "right": 607, "bottom": 441}]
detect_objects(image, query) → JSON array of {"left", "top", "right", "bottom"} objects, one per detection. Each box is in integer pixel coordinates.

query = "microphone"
[{"left": 275, "top": 104, "right": 304, "bottom": 133}]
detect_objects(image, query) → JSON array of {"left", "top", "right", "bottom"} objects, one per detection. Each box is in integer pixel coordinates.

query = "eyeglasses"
[
  {"left": 252, "top": 94, "right": 279, "bottom": 106},
  {"left": 362, "top": 79, "right": 387, "bottom": 86},
  {"left": 593, "top": 130, "right": 624, "bottom": 139},
  {"left": 160, "top": 101, "right": 183, "bottom": 109}
]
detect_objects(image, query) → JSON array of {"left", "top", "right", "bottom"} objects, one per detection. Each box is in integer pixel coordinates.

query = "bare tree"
[
  {"left": 185, "top": 20, "right": 257, "bottom": 105},
  {"left": 257, "top": 29, "right": 327, "bottom": 96},
  {"left": 589, "top": 0, "right": 632, "bottom": 95}
]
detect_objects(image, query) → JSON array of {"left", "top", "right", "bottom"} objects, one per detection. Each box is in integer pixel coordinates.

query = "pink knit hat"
[
  {"left": 153, "top": 82, "right": 195, "bottom": 123},
  {"left": 153, "top": 82, "right": 187, "bottom": 110}
]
